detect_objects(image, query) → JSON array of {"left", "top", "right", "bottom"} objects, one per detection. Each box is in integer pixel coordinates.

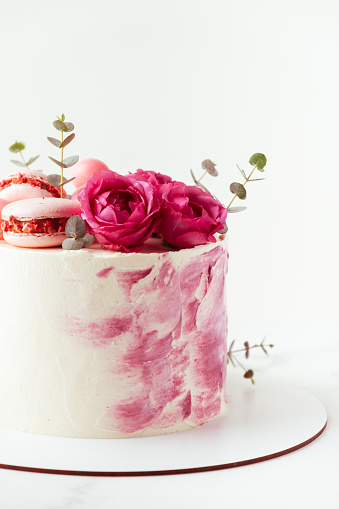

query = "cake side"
[{"left": 0, "top": 237, "right": 228, "bottom": 438}]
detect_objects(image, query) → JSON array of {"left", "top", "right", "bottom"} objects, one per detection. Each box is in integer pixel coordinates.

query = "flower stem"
[
  {"left": 60, "top": 131, "right": 64, "bottom": 198},
  {"left": 197, "top": 169, "right": 208, "bottom": 183},
  {"left": 19, "top": 150, "right": 29, "bottom": 170},
  {"left": 227, "top": 163, "right": 258, "bottom": 210}
]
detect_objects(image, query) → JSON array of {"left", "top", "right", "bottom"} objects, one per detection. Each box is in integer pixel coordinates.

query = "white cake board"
[{"left": 0, "top": 376, "right": 327, "bottom": 476}]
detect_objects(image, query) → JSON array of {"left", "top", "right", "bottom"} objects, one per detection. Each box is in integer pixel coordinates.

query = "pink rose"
[
  {"left": 158, "top": 182, "right": 227, "bottom": 249},
  {"left": 78, "top": 170, "right": 161, "bottom": 252},
  {"left": 132, "top": 169, "right": 173, "bottom": 186}
]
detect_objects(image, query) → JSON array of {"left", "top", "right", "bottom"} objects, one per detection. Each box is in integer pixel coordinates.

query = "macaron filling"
[
  {"left": 1, "top": 216, "right": 68, "bottom": 235},
  {"left": 0, "top": 174, "right": 61, "bottom": 198}
]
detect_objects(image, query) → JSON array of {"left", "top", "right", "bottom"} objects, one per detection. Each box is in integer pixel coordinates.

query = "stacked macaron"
[
  {"left": 0, "top": 160, "right": 110, "bottom": 248},
  {"left": 1, "top": 198, "right": 81, "bottom": 248},
  {"left": 0, "top": 172, "right": 62, "bottom": 202}
]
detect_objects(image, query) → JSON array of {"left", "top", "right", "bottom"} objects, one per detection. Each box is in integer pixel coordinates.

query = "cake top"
[{"left": 1, "top": 114, "right": 267, "bottom": 254}]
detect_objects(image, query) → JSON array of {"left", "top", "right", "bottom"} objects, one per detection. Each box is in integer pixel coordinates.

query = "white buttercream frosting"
[{"left": 0, "top": 237, "right": 228, "bottom": 438}]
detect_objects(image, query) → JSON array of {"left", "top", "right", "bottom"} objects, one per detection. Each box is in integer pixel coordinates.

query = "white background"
[
  {"left": 0, "top": 0, "right": 338, "bottom": 328},
  {"left": 0, "top": 3, "right": 338, "bottom": 507}
]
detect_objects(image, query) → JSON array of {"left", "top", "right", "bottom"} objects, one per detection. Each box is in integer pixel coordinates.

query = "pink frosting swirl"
[{"left": 78, "top": 170, "right": 161, "bottom": 252}]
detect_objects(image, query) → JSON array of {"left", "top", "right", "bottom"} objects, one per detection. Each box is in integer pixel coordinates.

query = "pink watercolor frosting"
[{"left": 63, "top": 244, "right": 227, "bottom": 435}]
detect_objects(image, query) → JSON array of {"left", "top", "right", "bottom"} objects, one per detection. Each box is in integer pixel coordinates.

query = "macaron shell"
[
  {"left": 71, "top": 185, "right": 84, "bottom": 201},
  {"left": 0, "top": 185, "right": 59, "bottom": 202},
  {"left": 1, "top": 198, "right": 82, "bottom": 249},
  {"left": 1, "top": 197, "right": 81, "bottom": 221},
  {"left": 0, "top": 171, "right": 60, "bottom": 202},
  {"left": 3, "top": 231, "right": 67, "bottom": 248},
  {"left": 71, "top": 159, "right": 110, "bottom": 189}
]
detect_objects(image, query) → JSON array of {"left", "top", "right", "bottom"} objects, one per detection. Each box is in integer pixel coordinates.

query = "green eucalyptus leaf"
[
  {"left": 201, "top": 159, "right": 218, "bottom": 176},
  {"left": 47, "top": 136, "right": 61, "bottom": 147},
  {"left": 47, "top": 174, "right": 62, "bottom": 186},
  {"left": 53, "top": 120, "right": 68, "bottom": 132},
  {"left": 227, "top": 206, "right": 247, "bottom": 213},
  {"left": 218, "top": 226, "right": 228, "bottom": 234},
  {"left": 249, "top": 153, "right": 267, "bottom": 171},
  {"left": 63, "top": 155, "right": 79, "bottom": 168},
  {"left": 26, "top": 155, "right": 40, "bottom": 166},
  {"left": 64, "top": 122, "right": 74, "bottom": 132},
  {"left": 48, "top": 156, "right": 67, "bottom": 168},
  {"left": 59, "top": 133, "right": 75, "bottom": 149},
  {"left": 61, "top": 113, "right": 65, "bottom": 121},
  {"left": 230, "top": 182, "right": 246, "bottom": 199},
  {"left": 9, "top": 142, "right": 25, "bottom": 153},
  {"left": 10, "top": 160, "right": 26, "bottom": 167},
  {"left": 65, "top": 215, "right": 87, "bottom": 239},
  {"left": 62, "top": 237, "right": 85, "bottom": 250},
  {"left": 83, "top": 233, "right": 95, "bottom": 248}
]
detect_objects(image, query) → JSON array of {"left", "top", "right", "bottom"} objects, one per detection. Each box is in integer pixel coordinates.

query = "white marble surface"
[{"left": 0, "top": 324, "right": 338, "bottom": 509}]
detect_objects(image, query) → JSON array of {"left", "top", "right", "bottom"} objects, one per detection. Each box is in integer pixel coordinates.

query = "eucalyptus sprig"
[
  {"left": 227, "top": 337, "right": 274, "bottom": 384},
  {"left": 62, "top": 215, "right": 95, "bottom": 250},
  {"left": 190, "top": 159, "right": 218, "bottom": 195},
  {"left": 227, "top": 153, "right": 267, "bottom": 212},
  {"left": 47, "top": 114, "right": 79, "bottom": 198},
  {"left": 9, "top": 141, "right": 40, "bottom": 171}
]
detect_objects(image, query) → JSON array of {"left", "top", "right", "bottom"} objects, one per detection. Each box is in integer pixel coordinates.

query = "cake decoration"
[
  {"left": 8, "top": 141, "right": 40, "bottom": 172},
  {"left": 0, "top": 113, "right": 270, "bottom": 439},
  {"left": 1, "top": 197, "right": 81, "bottom": 248},
  {"left": 47, "top": 114, "right": 79, "bottom": 198},
  {"left": 62, "top": 214, "right": 95, "bottom": 250}
]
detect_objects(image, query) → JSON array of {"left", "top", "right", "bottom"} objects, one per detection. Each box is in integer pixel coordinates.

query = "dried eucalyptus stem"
[
  {"left": 9, "top": 141, "right": 39, "bottom": 171},
  {"left": 47, "top": 114, "right": 79, "bottom": 198}
]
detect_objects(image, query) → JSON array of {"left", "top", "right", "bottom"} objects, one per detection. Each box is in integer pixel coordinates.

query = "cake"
[{"left": 0, "top": 235, "right": 228, "bottom": 438}]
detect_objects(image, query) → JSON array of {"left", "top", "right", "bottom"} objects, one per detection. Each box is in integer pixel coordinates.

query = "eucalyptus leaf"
[
  {"left": 53, "top": 120, "right": 68, "bottom": 132},
  {"left": 9, "top": 142, "right": 25, "bottom": 153},
  {"left": 244, "top": 369, "right": 254, "bottom": 380},
  {"left": 247, "top": 178, "right": 265, "bottom": 182},
  {"left": 61, "top": 113, "right": 65, "bottom": 121},
  {"left": 230, "top": 182, "right": 246, "bottom": 199},
  {"left": 62, "top": 237, "right": 84, "bottom": 250},
  {"left": 190, "top": 168, "right": 198, "bottom": 184},
  {"left": 201, "top": 159, "right": 218, "bottom": 176},
  {"left": 249, "top": 153, "right": 267, "bottom": 171},
  {"left": 48, "top": 156, "right": 67, "bottom": 168},
  {"left": 26, "top": 155, "right": 40, "bottom": 166},
  {"left": 218, "top": 226, "right": 228, "bottom": 234},
  {"left": 59, "top": 133, "right": 75, "bottom": 149},
  {"left": 10, "top": 160, "right": 26, "bottom": 167},
  {"left": 227, "top": 206, "right": 247, "bottom": 213},
  {"left": 64, "top": 122, "right": 74, "bottom": 132},
  {"left": 57, "top": 177, "right": 76, "bottom": 187},
  {"left": 65, "top": 215, "right": 87, "bottom": 239},
  {"left": 196, "top": 181, "right": 211, "bottom": 194},
  {"left": 47, "top": 136, "right": 61, "bottom": 147},
  {"left": 236, "top": 164, "right": 247, "bottom": 179},
  {"left": 47, "top": 174, "right": 62, "bottom": 186},
  {"left": 63, "top": 155, "right": 79, "bottom": 168},
  {"left": 83, "top": 233, "right": 95, "bottom": 248}
]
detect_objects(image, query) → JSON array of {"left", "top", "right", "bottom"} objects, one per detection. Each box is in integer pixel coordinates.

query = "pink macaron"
[
  {"left": 0, "top": 171, "right": 62, "bottom": 202},
  {"left": 1, "top": 197, "right": 81, "bottom": 248},
  {"left": 70, "top": 159, "right": 110, "bottom": 189}
]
